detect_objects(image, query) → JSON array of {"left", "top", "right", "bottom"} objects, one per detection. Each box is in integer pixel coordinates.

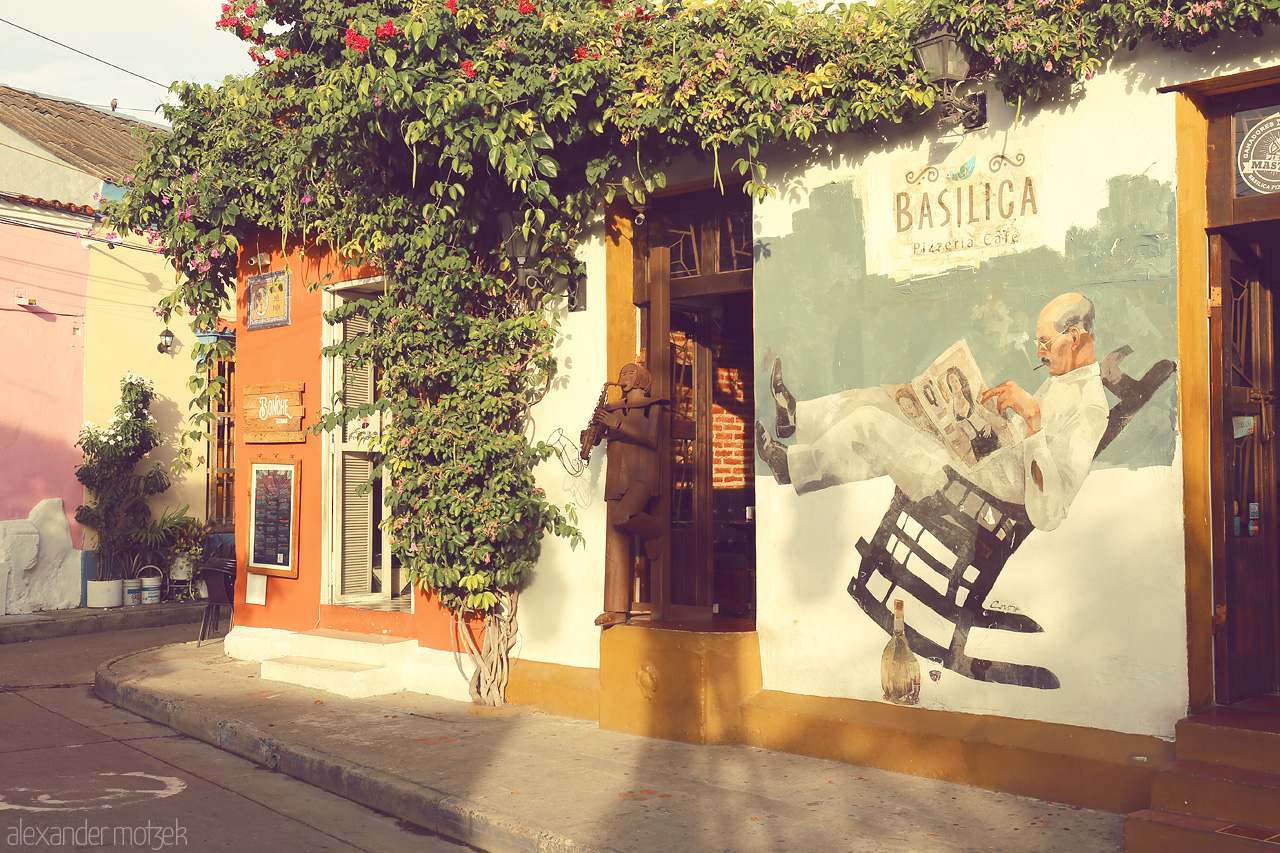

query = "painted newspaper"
[{"left": 882, "top": 340, "right": 1021, "bottom": 473}]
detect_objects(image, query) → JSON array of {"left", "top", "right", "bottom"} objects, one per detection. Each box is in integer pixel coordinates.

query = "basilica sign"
[{"left": 886, "top": 139, "right": 1042, "bottom": 272}]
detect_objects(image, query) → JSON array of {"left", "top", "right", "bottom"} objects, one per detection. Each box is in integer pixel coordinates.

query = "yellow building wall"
[{"left": 82, "top": 234, "right": 209, "bottom": 538}]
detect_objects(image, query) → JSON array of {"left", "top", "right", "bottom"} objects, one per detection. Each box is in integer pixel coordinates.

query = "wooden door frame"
[{"left": 1174, "top": 76, "right": 1280, "bottom": 707}]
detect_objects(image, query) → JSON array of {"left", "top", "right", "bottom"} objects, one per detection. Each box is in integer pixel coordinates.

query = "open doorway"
[
  {"left": 1209, "top": 226, "right": 1280, "bottom": 704},
  {"left": 629, "top": 187, "right": 757, "bottom": 625}
]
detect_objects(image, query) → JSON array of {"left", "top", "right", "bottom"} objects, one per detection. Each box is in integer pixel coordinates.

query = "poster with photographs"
[
  {"left": 882, "top": 340, "right": 1020, "bottom": 473},
  {"left": 246, "top": 269, "right": 290, "bottom": 330},
  {"left": 248, "top": 458, "right": 299, "bottom": 577}
]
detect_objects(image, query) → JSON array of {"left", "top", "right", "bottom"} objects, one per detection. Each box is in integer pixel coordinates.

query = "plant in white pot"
[
  {"left": 74, "top": 373, "right": 170, "bottom": 607},
  {"left": 167, "top": 517, "right": 210, "bottom": 596}
]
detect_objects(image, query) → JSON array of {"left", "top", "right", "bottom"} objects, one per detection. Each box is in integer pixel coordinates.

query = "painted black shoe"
[
  {"left": 772, "top": 358, "right": 796, "bottom": 438},
  {"left": 755, "top": 421, "right": 791, "bottom": 485}
]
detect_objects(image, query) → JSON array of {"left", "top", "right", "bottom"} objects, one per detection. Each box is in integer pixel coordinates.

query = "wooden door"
[
  {"left": 635, "top": 189, "right": 754, "bottom": 622},
  {"left": 1210, "top": 231, "right": 1280, "bottom": 703}
]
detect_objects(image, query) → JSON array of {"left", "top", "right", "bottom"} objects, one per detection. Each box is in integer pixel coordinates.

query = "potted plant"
[
  {"left": 75, "top": 373, "right": 170, "bottom": 607},
  {"left": 168, "top": 516, "right": 209, "bottom": 585}
]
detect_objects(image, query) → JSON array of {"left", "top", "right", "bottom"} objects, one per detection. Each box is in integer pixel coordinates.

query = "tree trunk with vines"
[{"left": 452, "top": 590, "right": 520, "bottom": 706}]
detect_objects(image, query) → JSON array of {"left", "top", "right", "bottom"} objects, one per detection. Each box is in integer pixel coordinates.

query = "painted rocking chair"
[{"left": 846, "top": 346, "right": 1176, "bottom": 690}]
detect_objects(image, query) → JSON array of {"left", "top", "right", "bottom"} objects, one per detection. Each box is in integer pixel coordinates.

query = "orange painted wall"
[{"left": 231, "top": 235, "right": 458, "bottom": 651}]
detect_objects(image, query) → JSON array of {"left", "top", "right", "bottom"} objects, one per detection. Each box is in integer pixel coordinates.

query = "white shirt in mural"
[{"left": 786, "top": 361, "right": 1107, "bottom": 531}]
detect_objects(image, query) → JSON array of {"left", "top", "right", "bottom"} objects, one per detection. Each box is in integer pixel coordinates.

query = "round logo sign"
[{"left": 1237, "top": 113, "right": 1280, "bottom": 194}]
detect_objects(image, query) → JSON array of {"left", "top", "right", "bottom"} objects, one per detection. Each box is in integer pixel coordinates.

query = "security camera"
[{"left": 633, "top": 211, "right": 646, "bottom": 226}]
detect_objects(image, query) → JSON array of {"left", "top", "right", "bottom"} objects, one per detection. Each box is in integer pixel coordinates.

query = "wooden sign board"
[
  {"left": 243, "top": 381, "right": 306, "bottom": 444},
  {"left": 247, "top": 458, "right": 299, "bottom": 578}
]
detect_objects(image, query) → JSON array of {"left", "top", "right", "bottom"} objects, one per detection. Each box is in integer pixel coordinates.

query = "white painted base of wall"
[
  {"left": 403, "top": 647, "right": 473, "bottom": 703},
  {"left": 0, "top": 499, "right": 82, "bottom": 615},
  {"left": 223, "top": 626, "right": 474, "bottom": 702}
]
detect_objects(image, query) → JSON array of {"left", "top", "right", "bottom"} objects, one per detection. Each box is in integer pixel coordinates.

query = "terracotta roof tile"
[
  {"left": 0, "top": 86, "right": 166, "bottom": 184},
  {"left": 0, "top": 191, "right": 96, "bottom": 217}
]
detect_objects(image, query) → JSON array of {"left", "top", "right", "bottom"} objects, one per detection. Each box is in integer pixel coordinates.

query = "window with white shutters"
[{"left": 323, "top": 279, "right": 410, "bottom": 611}]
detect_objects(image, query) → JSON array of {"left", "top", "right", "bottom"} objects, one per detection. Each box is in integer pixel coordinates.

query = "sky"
[{"left": 0, "top": 2, "right": 259, "bottom": 125}]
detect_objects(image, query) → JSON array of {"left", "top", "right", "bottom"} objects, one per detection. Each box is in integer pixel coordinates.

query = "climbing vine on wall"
[{"left": 105, "top": 0, "right": 1280, "bottom": 703}]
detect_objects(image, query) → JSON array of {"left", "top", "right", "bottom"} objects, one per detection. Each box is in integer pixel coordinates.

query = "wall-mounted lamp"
[
  {"left": 499, "top": 211, "right": 586, "bottom": 313},
  {"left": 157, "top": 328, "right": 176, "bottom": 353},
  {"left": 913, "top": 26, "right": 986, "bottom": 130}
]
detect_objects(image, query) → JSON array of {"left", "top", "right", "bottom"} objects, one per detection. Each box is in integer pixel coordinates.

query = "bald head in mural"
[{"left": 755, "top": 292, "right": 1109, "bottom": 531}]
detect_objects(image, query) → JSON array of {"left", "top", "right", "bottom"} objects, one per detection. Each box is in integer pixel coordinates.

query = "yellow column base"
[{"left": 599, "top": 624, "right": 763, "bottom": 745}]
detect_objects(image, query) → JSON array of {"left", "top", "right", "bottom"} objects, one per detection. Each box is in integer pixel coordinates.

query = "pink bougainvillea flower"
[
  {"left": 461, "top": 59, "right": 476, "bottom": 78},
  {"left": 344, "top": 28, "right": 370, "bottom": 52},
  {"left": 301, "top": 193, "right": 312, "bottom": 204}
]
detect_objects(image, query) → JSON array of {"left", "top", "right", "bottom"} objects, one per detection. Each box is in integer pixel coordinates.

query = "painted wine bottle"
[{"left": 881, "top": 599, "right": 921, "bottom": 705}]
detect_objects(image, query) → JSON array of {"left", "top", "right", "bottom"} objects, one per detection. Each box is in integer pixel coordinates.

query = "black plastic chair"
[{"left": 196, "top": 557, "right": 236, "bottom": 647}]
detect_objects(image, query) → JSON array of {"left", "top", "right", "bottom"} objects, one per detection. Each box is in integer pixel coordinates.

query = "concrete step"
[
  {"left": 1151, "top": 759, "right": 1280, "bottom": 829},
  {"left": 1176, "top": 706, "right": 1280, "bottom": 773},
  {"left": 261, "top": 655, "right": 402, "bottom": 698},
  {"left": 1125, "top": 809, "right": 1280, "bottom": 853},
  {"left": 289, "top": 628, "right": 416, "bottom": 667}
]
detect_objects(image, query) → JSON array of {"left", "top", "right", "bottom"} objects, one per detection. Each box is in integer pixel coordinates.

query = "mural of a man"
[{"left": 756, "top": 292, "right": 1108, "bottom": 531}]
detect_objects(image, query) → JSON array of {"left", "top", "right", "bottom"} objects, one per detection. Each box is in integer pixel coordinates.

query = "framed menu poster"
[{"left": 247, "top": 458, "right": 300, "bottom": 578}]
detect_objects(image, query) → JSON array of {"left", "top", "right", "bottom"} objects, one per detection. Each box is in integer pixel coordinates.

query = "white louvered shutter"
[{"left": 337, "top": 314, "right": 376, "bottom": 596}]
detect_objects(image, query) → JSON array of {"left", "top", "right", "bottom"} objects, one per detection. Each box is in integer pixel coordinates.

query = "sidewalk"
[
  {"left": 0, "top": 600, "right": 204, "bottom": 644},
  {"left": 97, "top": 641, "right": 1127, "bottom": 853}
]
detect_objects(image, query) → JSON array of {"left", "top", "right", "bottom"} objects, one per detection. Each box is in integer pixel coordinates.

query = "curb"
[
  {"left": 0, "top": 602, "right": 204, "bottom": 644},
  {"left": 94, "top": 649, "right": 617, "bottom": 853}
]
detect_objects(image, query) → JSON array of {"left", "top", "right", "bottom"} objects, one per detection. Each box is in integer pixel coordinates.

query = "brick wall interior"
[{"left": 711, "top": 334, "right": 754, "bottom": 488}]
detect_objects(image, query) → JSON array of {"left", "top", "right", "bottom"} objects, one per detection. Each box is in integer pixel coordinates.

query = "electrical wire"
[
  {"left": 4, "top": 87, "right": 164, "bottom": 136},
  {"left": 0, "top": 140, "right": 100, "bottom": 176},
  {"left": 0, "top": 214, "right": 164, "bottom": 255},
  {"left": 0, "top": 305, "right": 83, "bottom": 318},
  {"left": 0, "top": 112, "right": 142, "bottom": 168},
  {"left": 0, "top": 16, "right": 167, "bottom": 89}
]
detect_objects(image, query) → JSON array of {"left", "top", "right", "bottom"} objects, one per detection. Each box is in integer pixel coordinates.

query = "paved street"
[{"left": 0, "top": 625, "right": 467, "bottom": 852}]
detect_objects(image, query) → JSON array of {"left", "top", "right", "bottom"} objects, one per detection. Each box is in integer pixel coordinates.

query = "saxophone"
[{"left": 579, "top": 382, "right": 618, "bottom": 461}]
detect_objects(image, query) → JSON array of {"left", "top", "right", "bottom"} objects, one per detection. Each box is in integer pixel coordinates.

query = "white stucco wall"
[
  {"left": 0, "top": 124, "right": 103, "bottom": 208},
  {"left": 515, "top": 226, "right": 612, "bottom": 671},
  {"left": 750, "top": 38, "right": 1280, "bottom": 740},
  {"left": 0, "top": 498, "right": 83, "bottom": 615},
  {"left": 514, "top": 31, "right": 1280, "bottom": 738}
]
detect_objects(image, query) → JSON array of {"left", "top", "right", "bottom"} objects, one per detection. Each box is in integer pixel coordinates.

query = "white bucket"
[
  {"left": 122, "top": 578, "right": 142, "bottom": 606},
  {"left": 138, "top": 565, "right": 163, "bottom": 604},
  {"left": 86, "top": 579, "right": 123, "bottom": 609}
]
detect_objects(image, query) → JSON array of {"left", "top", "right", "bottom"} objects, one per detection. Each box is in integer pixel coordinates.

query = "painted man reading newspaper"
[{"left": 755, "top": 292, "right": 1108, "bottom": 531}]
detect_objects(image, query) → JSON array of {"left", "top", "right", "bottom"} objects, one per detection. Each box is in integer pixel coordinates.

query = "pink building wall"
[{"left": 0, "top": 219, "right": 88, "bottom": 546}]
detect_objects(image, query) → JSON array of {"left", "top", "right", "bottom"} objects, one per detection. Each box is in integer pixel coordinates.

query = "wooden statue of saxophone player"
[{"left": 591, "top": 363, "right": 664, "bottom": 628}]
